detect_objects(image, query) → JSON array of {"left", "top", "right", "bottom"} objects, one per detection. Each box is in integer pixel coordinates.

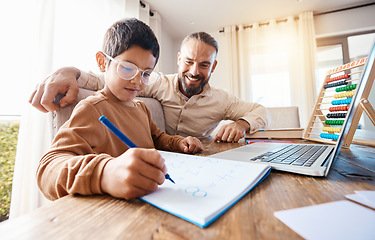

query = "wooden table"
[{"left": 1, "top": 136, "right": 375, "bottom": 240}]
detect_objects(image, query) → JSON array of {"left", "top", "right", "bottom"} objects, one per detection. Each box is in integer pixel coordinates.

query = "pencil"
[{"left": 99, "top": 115, "right": 175, "bottom": 184}]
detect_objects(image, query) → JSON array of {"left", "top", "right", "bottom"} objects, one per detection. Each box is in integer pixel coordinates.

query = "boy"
[{"left": 37, "top": 18, "right": 203, "bottom": 201}]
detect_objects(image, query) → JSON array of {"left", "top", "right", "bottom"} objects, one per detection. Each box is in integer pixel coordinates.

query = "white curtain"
[
  {"left": 9, "top": 0, "right": 58, "bottom": 219},
  {"left": 224, "top": 11, "right": 317, "bottom": 127},
  {"left": 10, "top": 0, "right": 157, "bottom": 218}
]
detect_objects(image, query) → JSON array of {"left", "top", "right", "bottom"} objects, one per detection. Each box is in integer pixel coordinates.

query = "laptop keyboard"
[{"left": 250, "top": 144, "right": 328, "bottom": 167}]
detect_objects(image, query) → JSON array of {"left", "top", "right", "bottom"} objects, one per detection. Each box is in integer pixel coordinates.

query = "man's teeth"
[{"left": 187, "top": 76, "right": 199, "bottom": 81}]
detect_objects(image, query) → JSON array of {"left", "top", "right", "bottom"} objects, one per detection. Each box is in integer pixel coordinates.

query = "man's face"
[{"left": 177, "top": 39, "right": 217, "bottom": 97}]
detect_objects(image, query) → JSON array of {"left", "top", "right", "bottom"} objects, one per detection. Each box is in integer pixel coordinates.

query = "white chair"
[{"left": 265, "top": 107, "right": 301, "bottom": 129}]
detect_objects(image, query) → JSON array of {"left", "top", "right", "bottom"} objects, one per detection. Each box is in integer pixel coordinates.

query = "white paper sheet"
[
  {"left": 346, "top": 191, "right": 375, "bottom": 209},
  {"left": 274, "top": 200, "right": 375, "bottom": 240}
]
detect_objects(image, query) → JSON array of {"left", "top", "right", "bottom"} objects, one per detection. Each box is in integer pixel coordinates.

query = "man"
[{"left": 29, "top": 32, "right": 269, "bottom": 142}]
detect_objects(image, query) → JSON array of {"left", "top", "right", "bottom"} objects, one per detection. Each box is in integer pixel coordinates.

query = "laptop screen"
[{"left": 325, "top": 42, "right": 375, "bottom": 176}]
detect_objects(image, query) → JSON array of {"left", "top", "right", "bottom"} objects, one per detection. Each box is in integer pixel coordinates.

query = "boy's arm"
[
  {"left": 36, "top": 102, "right": 112, "bottom": 200},
  {"left": 37, "top": 101, "right": 168, "bottom": 201},
  {"left": 178, "top": 136, "right": 203, "bottom": 153},
  {"left": 140, "top": 103, "right": 202, "bottom": 153},
  {"left": 29, "top": 67, "right": 104, "bottom": 112},
  {"left": 138, "top": 102, "right": 183, "bottom": 151}
]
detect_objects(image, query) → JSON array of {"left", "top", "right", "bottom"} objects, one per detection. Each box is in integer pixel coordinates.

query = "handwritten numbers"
[{"left": 185, "top": 187, "right": 207, "bottom": 198}]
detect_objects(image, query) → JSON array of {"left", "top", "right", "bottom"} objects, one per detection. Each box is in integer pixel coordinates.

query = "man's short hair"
[
  {"left": 102, "top": 18, "right": 160, "bottom": 64},
  {"left": 181, "top": 32, "right": 218, "bottom": 54}
]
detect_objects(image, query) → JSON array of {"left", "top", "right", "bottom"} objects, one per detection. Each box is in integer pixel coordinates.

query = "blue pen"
[{"left": 99, "top": 115, "right": 175, "bottom": 184}]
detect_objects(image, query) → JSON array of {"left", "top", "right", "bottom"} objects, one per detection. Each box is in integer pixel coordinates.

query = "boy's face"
[{"left": 100, "top": 45, "right": 157, "bottom": 106}]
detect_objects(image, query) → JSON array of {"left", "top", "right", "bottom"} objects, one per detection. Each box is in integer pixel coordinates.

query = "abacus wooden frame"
[{"left": 303, "top": 43, "right": 375, "bottom": 147}]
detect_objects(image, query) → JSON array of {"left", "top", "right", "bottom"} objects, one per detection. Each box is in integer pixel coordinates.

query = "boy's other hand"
[
  {"left": 100, "top": 148, "right": 167, "bottom": 200},
  {"left": 179, "top": 136, "right": 203, "bottom": 153},
  {"left": 29, "top": 67, "right": 80, "bottom": 112}
]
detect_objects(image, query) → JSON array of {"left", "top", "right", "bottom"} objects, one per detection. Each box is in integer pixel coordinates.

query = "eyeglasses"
[{"left": 103, "top": 52, "right": 160, "bottom": 85}]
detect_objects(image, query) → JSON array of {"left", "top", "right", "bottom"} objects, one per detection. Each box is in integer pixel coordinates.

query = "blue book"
[{"left": 141, "top": 151, "right": 271, "bottom": 228}]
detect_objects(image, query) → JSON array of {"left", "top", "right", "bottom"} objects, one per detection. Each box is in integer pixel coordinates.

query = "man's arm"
[
  {"left": 214, "top": 93, "right": 270, "bottom": 142},
  {"left": 29, "top": 67, "right": 104, "bottom": 112}
]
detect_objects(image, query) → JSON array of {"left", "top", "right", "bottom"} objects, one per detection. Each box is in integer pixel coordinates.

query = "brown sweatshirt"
[{"left": 37, "top": 89, "right": 184, "bottom": 200}]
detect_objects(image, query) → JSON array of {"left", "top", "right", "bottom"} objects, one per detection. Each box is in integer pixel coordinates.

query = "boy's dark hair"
[
  {"left": 181, "top": 32, "right": 218, "bottom": 54},
  {"left": 103, "top": 18, "right": 160, "bottom": 64}
]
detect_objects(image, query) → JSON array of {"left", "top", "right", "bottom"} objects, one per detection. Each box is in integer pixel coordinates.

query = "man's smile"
[{"left": 184, "top": 74, "right": 203, "bottom": 83}]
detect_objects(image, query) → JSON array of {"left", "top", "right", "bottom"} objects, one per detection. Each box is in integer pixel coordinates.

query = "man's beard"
[{"left": 179, "top": 72, "right": 209, "bottom": 97}]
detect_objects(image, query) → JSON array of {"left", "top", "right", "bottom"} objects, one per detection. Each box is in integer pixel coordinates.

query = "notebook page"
[{"left": 141, "top": 151, "right": 271, "bottom": 227}]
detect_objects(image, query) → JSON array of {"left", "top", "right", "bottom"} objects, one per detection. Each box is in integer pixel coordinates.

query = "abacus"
[{"left": 303, "top": 51, "right": 375, "bottom": 147}]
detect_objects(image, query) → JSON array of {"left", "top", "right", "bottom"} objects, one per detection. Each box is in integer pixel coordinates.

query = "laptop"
[{"left": 211, "top": 43, "right": 375, "bottom": 177}]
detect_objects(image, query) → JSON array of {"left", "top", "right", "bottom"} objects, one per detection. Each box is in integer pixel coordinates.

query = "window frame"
[{"left": 316, "top": 30, "right": 375, "bottom": 64}]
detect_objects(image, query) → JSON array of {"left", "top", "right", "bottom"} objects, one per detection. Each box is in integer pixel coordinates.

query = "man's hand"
[
  {"left": 28, "top": 67, "right": 81, "bottom": 112},
  {"left": 214, "top": 120, "right": 250, "bottom": 142},
  {"left": 179, "top": 136, "right": 203, "bottom": 153}
]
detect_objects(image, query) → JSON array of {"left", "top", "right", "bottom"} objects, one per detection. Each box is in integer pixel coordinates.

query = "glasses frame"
[{"left": 102, "top": 52, "right": 160, "bottom": 85}]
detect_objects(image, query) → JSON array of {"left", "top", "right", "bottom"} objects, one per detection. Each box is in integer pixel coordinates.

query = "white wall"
[
  {"left": 314, "top": 4, "right": 375, "bottom": 38},
  {"left": 207, "top": 32, "right": 230, "bottom": 92},
  {"left": 163, "top": 4, "right": 375, "bottom": 104},
  {"left": 159, "top": 27, "right": 179, "bottom": 74},
  {"left": 181, "top": 5, "right": 375, "bottom": 97},
  {"left": 161, "top": 5, "right": 375, "bottom": 132}
]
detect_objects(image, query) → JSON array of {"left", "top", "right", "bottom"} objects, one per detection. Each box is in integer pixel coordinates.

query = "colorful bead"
[
  {"left": 324, "top": 80, "right": 347, "bottom": 89},
  {"left": 322, "top": 127, "right": 342, "bottom": 133},
  {"left": 333, "top": 90, "right": 355, "bottom": 98},
  {"left": 325, "top": 120, "right": 345, "bottom": 125},
  {"left": 328, "top": 106, "right": 350, "bottom": 112},
  {"left": 331, "top": 99, "right": 352, "bottom": 105},
  {"left": 320, "top": 133, "right": 339, "bottom": 140},
  {"left": 325, "top": 73, "right": 350, "bottom": 83},
  {"left": 327, "top": 113, "right": 347, "bottom": 118},
  {"left": 335, "top": 84, "right": 357, "bottom": 92}
]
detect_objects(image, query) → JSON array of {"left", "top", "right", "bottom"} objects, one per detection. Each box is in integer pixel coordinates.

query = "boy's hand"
[
  {"left": 179, "top": 136, "right": 203, "bottom": 153},
  {"left": 100, "top": 148, "right": 167, "bottom": 200},
  {"left": 29, "top": 67, "right": 80, "bottom": 112}
]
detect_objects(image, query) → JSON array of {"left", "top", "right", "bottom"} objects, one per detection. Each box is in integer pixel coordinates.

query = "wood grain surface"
[{"left": 1, "top": 133, "right": 374, "bottom": 240}]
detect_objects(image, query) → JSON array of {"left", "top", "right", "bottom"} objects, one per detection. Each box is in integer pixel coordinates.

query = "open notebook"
[
  {"left": 141, "top": 151, "right": 271, "bottom": 228},
  {"left": 211, "top": 42, "right": 375, "bottom": 177}
]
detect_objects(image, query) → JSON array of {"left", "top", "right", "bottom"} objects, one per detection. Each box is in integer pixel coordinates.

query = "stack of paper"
[
  {"left": 345, "top": 190, "right": 375, "bottom": 209},
  {"left": 246, "top": 128, "right": 304, "bottom": 139},
  {"left": 274, "top": 191, "right": 375, "bottom": 240}
]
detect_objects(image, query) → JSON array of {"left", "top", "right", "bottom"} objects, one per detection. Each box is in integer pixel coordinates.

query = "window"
[
  {"left": 316, "top": 44, "right": 344, "bottom": 94},
  {"left": 252, "top": 72, "right": 291, "bottom": 107},
  {"left": 0, "top": 0, "right": 125, "bottom": 119},
  {"left": 316, "top": 31, "right": 375, "bottom": 130},
  {"left": 249, "top": 51, "right": 292, "bottom": 107},
  {"left": 348, "top": 33, "right": 375, "bottom": 61}
]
